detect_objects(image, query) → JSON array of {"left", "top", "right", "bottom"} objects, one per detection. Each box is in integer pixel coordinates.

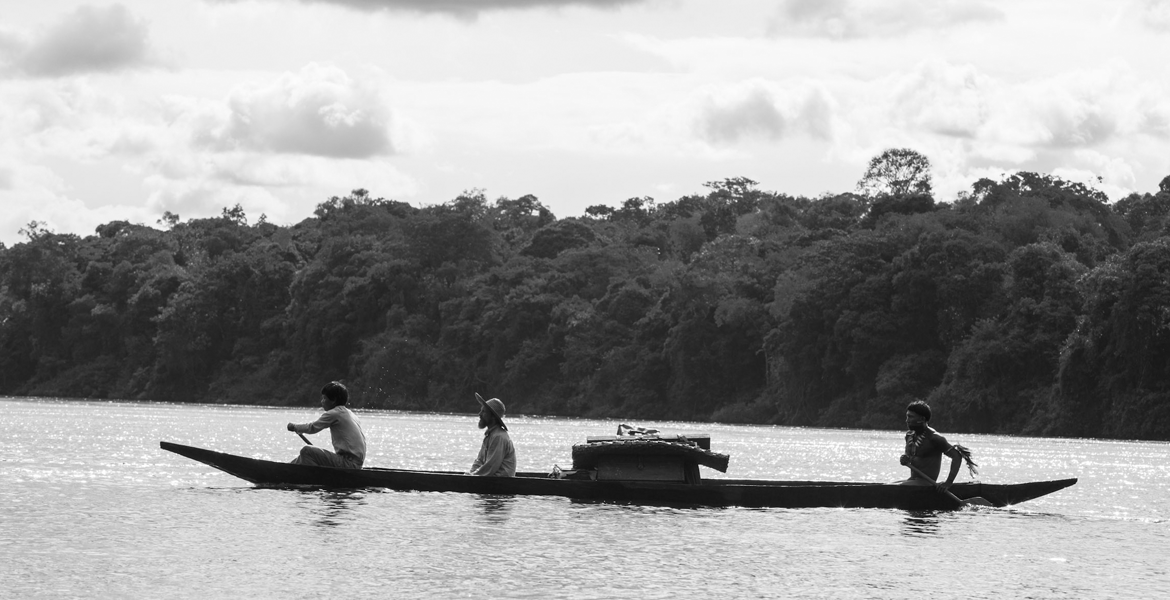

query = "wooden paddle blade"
[{"left": 963, "top": 496, "right": 995, "bottom": 507}]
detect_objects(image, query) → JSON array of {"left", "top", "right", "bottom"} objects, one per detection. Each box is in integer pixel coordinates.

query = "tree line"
[{"left": 2, "top": 150, "right": 1168, "bottom": 440}]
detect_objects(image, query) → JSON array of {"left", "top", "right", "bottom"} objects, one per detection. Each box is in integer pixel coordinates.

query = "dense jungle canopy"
[{"left": 2, "top": 153, "right": 1169, "bottom": 440}]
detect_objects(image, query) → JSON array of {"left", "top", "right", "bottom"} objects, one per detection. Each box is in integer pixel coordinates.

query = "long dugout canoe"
[{"left": 161, "top": 441, "right": 1077, "bottom": 511}]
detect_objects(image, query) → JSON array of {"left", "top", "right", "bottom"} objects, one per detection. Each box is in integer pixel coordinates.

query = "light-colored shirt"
[
  {"left": 470, "top": 426, "right": 516, "bottom": 477},
  {"left": 292, "top": 406, "right": 367, "bottom": 464}
]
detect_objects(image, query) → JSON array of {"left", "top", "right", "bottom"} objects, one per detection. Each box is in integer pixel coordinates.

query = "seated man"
[
  {"left": 287, "top": 381, "right": 367, "bottom": 468},
  {"left": 899, "top": 400, "right": 964, "bottom": 491},
  {"left": 468, "top": 394, "right": 516, "bottom": 477}
]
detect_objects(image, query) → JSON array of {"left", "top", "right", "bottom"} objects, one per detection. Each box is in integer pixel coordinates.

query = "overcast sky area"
[{"left": 1, "top": 0, "right": 1169, "bottom": 245}]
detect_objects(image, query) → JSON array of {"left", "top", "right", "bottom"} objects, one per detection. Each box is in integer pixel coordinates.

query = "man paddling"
[
  {"left": 287, "top": 381, "right": 367, "bottom": 468},
  {"left": 468, "top": 394, "right": 516, "bottom": 477},
  {"left": 899, "top": 400, "right": 976, "bottom": 492}
]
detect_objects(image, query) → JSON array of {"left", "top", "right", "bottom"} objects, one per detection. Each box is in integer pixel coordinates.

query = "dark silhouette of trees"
[
  {"left": 2, "top": 164, "right": 1169, "bottom": 440},
  {"left": 856, "top": 148, "right": 933, "bottom": 197}
]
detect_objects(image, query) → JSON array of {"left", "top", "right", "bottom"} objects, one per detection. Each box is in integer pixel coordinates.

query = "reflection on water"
[
  {"left": 901, "top": 511, "right": 940, "bottom": 536},
  {"left": 304, "top": 490, "right": 368, "bottom": 528},
  {"left": 5, "top": 398, "right": 1168, "bottom": 600},
  {"left": 475, "top": 494, "right": 515, "bottom": 524}
]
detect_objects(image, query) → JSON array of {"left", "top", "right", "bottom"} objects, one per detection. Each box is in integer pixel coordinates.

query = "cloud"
[
  {"left": 768, "top": 0, "right": 1004, "bottom": 39},
  {"left": 868, "top": 61, "right": 1169, "bottom": 156},
  {"left": 698, "top": 88, "right": 786, "bottom": 144},
  {"left": 144, "top": 67, "right": 420, "bottom": 224},
  {"left": 980, "top": 68, "right": 1150, "bottom": 151},
  {"left": 194, "top": 63, "right": 397, "bottom": 158},
  {"left": 208, "top": 0, "right": 644, "bottom": 18},
  {"left": 0, "top": 63, "right": 423, "bottom": 245},
  {"left": 1056, "top": 150, "right": 1137, "bottom": 194},
  {"left": 2, "top": 4, "right": 156, "bottom": 77},
  {"left": 1035, "top": 97, "right": 1117, "bottom": 148},
  {"left": 694, "top": 83, "right": 836, "bottom": 146},
  {"left": 890, "top": 61, "right": 989, "bottom": 139},
  {"left": 0, "top": 162, "right": 150, "bottom": 245},
  {"left": 0, "top": 30, "right": 23, "bottom": 57},
  {"left": 1136, "top": 98, "right": 1170, "bottom": 138},
  {"left": 826, "top": 59, "right": 1170, "bottom": 204},
  {"left": 139, "top": 153, "right": 418, "bottom": 225},
  {"left": 0, "top": 78, "right": 164, "bottom": 170},
  {"left": 1140, "top": 0, "right": 1170, "bottom": 32}
]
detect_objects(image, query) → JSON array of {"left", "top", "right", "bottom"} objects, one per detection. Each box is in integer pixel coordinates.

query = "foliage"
[
  {"left": 2, "top": 165, "right": 1169, "bottom": 440},
  {"left": 856, "top": 148, "right": 933, "bottom": 197},
  {"left": 1052, "top": 239, "right": 1170, "bottom": 438}
]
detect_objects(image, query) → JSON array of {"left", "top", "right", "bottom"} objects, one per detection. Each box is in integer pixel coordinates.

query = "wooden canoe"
[{"left": 160, "top": 441, "right": 1076, "bottom": 510}]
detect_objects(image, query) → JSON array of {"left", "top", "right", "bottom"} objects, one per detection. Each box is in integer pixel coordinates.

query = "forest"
[{"left": 2, "top": 149, "right": 1168, "bottom": 440}]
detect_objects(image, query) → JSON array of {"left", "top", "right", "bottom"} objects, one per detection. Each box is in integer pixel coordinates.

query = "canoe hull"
[{"left": 160, "top": 441, "right": 1076, "bottom": 510}]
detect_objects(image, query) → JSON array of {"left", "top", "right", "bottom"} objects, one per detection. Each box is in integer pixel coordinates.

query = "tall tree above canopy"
[{"left": 856, "top": 148, "right": 933, "bottom": 197}]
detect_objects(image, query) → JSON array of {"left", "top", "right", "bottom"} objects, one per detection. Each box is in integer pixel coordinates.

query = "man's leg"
[{"left": 291, "top": 446, "right": 351, "bottom": 468}]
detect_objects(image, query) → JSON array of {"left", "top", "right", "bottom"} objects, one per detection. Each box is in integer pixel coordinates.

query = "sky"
[{"left": 1, "top": 0, "right": 1169, "bottom": 246}]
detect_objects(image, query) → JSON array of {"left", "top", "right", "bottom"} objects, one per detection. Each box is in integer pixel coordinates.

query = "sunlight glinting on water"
[{"left": 4, "top": 398, "right": 1169, "bottom": 599}]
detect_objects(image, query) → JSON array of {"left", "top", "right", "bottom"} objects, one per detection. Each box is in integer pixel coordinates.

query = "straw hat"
[{"left": 475, "top": 393, "right": 506, "bottom": 422}]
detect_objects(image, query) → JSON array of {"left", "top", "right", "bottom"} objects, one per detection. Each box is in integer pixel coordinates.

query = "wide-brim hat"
[{"left": 475, "top": 392, "right": 506, "bottom": 422}]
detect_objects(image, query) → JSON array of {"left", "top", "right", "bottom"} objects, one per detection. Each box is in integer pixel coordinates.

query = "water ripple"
[{"left": 2, "top": 398, "right": 1168, "bottom": 599}]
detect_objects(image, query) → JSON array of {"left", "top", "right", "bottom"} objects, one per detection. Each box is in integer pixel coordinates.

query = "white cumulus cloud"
[
  {"left": 194, "top": 63, "right": 398, "bottom": 159},
  {"left": 1139, "top": 0, "right": 1170, "bottom": 32},
  {"left": 698, "top": 87, "right": 786, "bottom": 144},
  {"left": 694, "top": 82, "right": 837, "bottom": 146},
  {"left": 1, "top": 4, "right": 158, "bottom": 78},
  {"left": 890, "top": 60, "right": 989, "bottom": 139}
]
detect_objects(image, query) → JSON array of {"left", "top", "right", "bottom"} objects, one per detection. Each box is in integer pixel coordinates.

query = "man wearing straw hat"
[{"left": 468, "top": 393, "right": 516, "bottom": 477}]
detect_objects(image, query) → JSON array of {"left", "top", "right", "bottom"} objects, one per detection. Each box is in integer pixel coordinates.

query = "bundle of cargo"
[{"left": 570, "top": 426, "right": 730, "bottom": 483}]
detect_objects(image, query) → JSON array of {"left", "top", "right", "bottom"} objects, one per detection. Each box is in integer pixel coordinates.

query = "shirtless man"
[{"left": 899, "top": 400, "right": 963, "bottom": 492}]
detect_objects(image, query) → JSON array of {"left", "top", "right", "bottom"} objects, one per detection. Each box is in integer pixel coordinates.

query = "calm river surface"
[{"left": 3, "top": 398, "right": 1167, "bottom": 599}]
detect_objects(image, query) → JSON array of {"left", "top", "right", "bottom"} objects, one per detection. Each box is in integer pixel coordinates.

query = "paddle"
[
  {"left": 907, "top": 463, "right": 993, "bottom": 507},
  {"left": 296, "top": 431, "right": 313, "bottom": 446}
]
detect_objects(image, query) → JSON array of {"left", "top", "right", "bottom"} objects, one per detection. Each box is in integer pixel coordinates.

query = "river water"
[{"left": 2, "top": 398, "right": 1167, "bottom": 599}]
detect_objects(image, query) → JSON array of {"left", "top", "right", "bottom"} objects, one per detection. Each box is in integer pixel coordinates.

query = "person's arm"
[
  {"left": 468, "top": 443, "right": 483, "bottom": 474},
  {"left": 469, "top": 433, "right": 506, "bottom": 476},
  {"left": 939, "top": 446, "right": 962, "bottom": 491},
  {"left": 287, "top": 412, "right": 337, "bottom": 435},
  {"left": 899, "top": 453, "right": 927, "bottom": 480}
]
